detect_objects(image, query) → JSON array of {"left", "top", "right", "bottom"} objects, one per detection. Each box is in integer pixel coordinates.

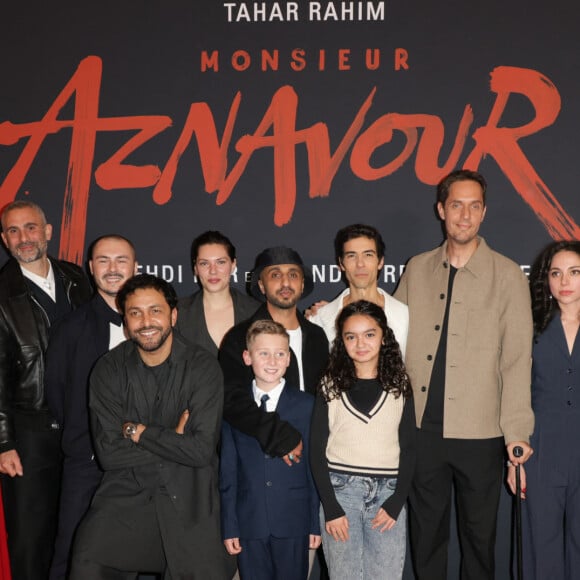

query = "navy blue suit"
[
  {"left": 220, "top": 384, "right": 320, "bottom": 579},
  {"left": 219, "top": 304, "right": 329, "bottom": 457},
  {"left": 522, "top": 316, "right": 580, "bottom": 580}
]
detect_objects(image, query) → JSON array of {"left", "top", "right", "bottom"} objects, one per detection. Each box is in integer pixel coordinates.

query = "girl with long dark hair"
[{"left": 310, "top": 300, "right": 415, "bottom": 579}]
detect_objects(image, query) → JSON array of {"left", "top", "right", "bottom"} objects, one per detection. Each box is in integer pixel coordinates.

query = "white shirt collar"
[
  {"left": 252, "top": 378, "right": 286, "bottom": 412},
  {"left": 109, "top": 322, "right": 127, "bottom": 350}
]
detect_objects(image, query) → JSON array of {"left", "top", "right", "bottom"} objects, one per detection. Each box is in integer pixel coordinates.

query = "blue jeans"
[{"left": 321, "top": 473, "right": 406, "bottom": 580}]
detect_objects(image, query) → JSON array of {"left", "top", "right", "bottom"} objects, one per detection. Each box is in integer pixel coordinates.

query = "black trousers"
[
  {"left": 70, "top": 492, "right": 235, "bottom": 580},
  {"left": 409, "top": 432, "right": 504, "bottom": 580},
  {"left": 49, "top": 456, "right": 103, "bottom": 580},
  {"left": 0, "top": 415, "right": 62, "bottom": 580}
]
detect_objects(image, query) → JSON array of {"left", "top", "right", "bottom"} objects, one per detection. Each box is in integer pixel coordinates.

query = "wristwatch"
[{"left": 124, "top": 423, "right": 138, "bottom": 438}]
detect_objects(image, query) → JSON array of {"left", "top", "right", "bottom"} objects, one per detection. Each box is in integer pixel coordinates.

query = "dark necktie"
[{"left": 260, "top": 394, "right": 270, "bottom": 411}]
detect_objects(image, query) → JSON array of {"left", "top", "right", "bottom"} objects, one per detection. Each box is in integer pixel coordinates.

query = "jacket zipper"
[{"left": 30, "top": 294, "right": 50, "bottom": 327}]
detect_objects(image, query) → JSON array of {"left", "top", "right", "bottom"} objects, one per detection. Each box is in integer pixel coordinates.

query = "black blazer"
[
  {"left": 45, "top": 293, "right": 120, "bottom": 460},
  {"left": 219, "top": 303, "right": 328, "bottom": 457},
  {"left": 176, "top": 287, "right": 259, "bottom": 356}
]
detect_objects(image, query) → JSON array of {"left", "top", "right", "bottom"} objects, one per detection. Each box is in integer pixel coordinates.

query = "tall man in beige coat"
[{"left": 394, "top": 170, "right": 534, "bottom": 580}]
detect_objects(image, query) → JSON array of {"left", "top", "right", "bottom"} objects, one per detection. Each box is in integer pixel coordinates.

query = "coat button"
[
  {"left": 440, "top": 294, "right": 445, "bottom": 299},
  {"left": 427, "top": 355, "right": 433, "bottom": 361},
  {"left": 421, "top": 386, "right": 427, "bottom": 392},
  {"left": 435, "top": 325, "right": 440, "bottom": 331},
  {"left": 266, "top": 481, "right": 273, "bottom": 487}
]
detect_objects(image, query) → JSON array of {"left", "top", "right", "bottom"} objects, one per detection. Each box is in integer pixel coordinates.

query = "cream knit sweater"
[{"left": 325, "top": 389, "right": 404, "bottom": 476}]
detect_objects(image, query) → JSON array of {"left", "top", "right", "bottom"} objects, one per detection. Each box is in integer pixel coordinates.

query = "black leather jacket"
[{"left": 0, "top": 257, "right": 92, "bottom": 452}]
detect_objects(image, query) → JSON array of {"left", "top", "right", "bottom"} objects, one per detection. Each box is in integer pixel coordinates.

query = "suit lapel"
[{"left": 275, "top": 384, "right": 291, "bottom": 414}]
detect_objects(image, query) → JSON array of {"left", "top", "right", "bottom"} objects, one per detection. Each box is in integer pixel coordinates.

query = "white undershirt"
[
  {"left": 20, "top": 261, "right": 56, "bottom": 302},
  {"left": 287, "top": 327, "right": 304, "bottom": 391}
]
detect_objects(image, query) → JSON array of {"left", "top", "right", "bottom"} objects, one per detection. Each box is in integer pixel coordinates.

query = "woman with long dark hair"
[
  {"left": 310, "top": 300, "right": 415, "bottom": 579},
  {"left": 508, "top": 240, "right": 580, "bottom": 579}
]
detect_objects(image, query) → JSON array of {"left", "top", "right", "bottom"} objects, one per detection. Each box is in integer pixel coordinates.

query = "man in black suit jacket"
[
  {"left": 45, "top": 235, "right": 138, "bottom": 580},
  {"left": 219, "top": 246, "right": 328, "bottom": 464}
]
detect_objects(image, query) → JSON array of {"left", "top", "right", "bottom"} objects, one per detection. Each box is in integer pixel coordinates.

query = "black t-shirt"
[{"left": 421, "top": 265, "right": 457, "bottom": 433}]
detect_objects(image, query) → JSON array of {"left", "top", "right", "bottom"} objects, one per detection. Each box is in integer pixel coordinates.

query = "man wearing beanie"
[{"left": 219, "top": 246, "right": 328, "bottom": 464}]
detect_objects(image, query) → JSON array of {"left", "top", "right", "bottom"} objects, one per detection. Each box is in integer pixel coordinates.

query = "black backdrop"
[{"left": 2, "top": 2, "right": 579, "bottom": 577}]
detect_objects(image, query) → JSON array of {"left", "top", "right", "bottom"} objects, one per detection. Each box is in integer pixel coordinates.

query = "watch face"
[{"left": 125, "top": 424, "right": 137, "bottom": 437}]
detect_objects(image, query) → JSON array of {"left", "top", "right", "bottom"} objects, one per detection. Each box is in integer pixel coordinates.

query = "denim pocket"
[{"left": 329, "top": 472, "right": 352, "bottom": 490}]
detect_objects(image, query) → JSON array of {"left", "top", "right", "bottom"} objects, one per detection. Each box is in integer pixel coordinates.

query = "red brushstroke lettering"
[
  {"left": 465, "top": 66, "right": 579, "bottom": 238},
  {"left": 351, "top": 107, "right": 474, "bottom": 183},
  {"left": 0, "top": 56, "right": 172, "bottom": 262},
  {"left": 0, "top": 57, "right": 577, "bottom": 264},
  {"left": 153, "top": 95, "right": 241, "bottom": 205}
]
